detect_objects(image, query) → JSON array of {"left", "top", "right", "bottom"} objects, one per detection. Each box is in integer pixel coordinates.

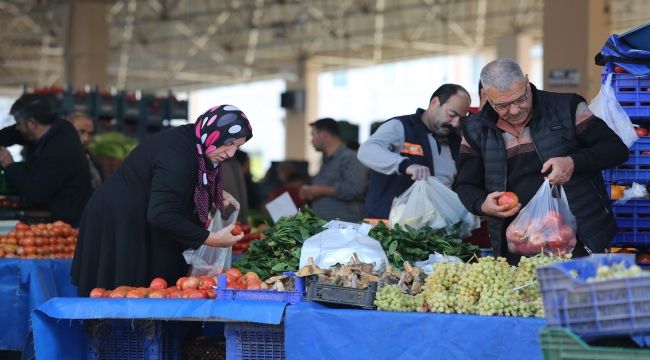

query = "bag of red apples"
[{"left": 505, "top": 179, "right": 577, "bottom": 256}]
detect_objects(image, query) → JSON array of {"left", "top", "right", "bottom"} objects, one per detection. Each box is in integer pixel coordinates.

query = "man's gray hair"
[{"left": 480, "top": 59, "right": 525, "bottom": 91}]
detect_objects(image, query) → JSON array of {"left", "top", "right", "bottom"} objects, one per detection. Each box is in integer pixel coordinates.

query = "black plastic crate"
[{"left": 304, "top": 275, "right": 377, "bottom": 309}]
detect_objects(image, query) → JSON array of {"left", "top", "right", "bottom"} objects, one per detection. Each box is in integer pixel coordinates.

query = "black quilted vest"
[
  {"left": 364, "top": 109, "right": 460, "bottom": 219},
  {"left": 464, "top": 88, "right": 615, "bottom": 255}
]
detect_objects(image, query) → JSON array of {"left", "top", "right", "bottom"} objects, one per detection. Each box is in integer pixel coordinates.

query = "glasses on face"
[{"left": 489, "top": 87, "right": 528, "bottom": 112}]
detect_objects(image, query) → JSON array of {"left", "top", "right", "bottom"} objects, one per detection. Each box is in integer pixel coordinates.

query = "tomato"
[
  {"left": 89, "top": 288, "right": 108, "bottom": 298},
  {"left": 167, "top": 288, "right": 183, "bottom": 298},
  {"left": 636, "top": 127, "right": 649, "bottom": 137},
  {"left": 240, "top": 224, "right": 252, "bottom": 234},
  {"left": 637, "top": 253, "right": 650, "bottom": 265},
  {"left": 126, "top": 289, "right": 145, "bottom": 298},
  {"left": 497, "top": 192, "right": 519, "bottom": 210},
  {"left": 181, "top": 276, "right": 200, "bottom": 290},
  {"left": 198, "top": 276, "right": 216, "bottom": 290},
  {"left": 149, "top": 277, "right": 168, "bottom": 290},
  {"left": 148, "top": 289, "right": 167, "bottom": 298},
  {"left": 231, "top": 225, "right": 242, "bottom": 236},
  {"left": 15, "top": 223, "right": 29, "bottom": 231},
  {"left": 225, "top": 268, "right": 243, "bottom": 281},
  {"left": 176, "top": 276, "right": 187, "bottom": 290}
]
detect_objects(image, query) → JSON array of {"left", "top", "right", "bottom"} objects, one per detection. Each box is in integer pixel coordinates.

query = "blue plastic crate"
[
  {"left": 537, "top": 254, "right": 650, "bottom": 340},
  {"left": 216, "top": 272, "right": 304, "bottom": 304},
  {"left": 85, "top": 319, "right": 184, "bottom": 360},
  {"left": 225, "top": 322, "right": 284, "bottom": 360},
  {"left": 603, "top": 137, "right": 650, "bottom": 183},
  {"left": 612, "top": 200, "right": 650, "bottom": 247},
  {"left": 602, "top": 63, "right": 650, "bottom": 119}
]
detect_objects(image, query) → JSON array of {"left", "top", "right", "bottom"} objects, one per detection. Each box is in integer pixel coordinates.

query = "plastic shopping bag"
[
  {"left": 505, "top": 180, "right": 577, "bottom": 256},
  {"left": 589, "top": 73, "right": 638, "bottom": 148},
  {"left": 183, "top": 207, "right": 238, "bottom": 276},
  {"left": 299, "top": 221, "right": 388, "bottom": 272},
  {"left": 389, "top": 177, "right": 479, "bottom": 237}
]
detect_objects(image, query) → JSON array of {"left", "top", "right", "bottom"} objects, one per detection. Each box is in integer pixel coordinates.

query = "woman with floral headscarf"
[{"left": 71, "top": 105, "right": 253, "bottom": 296}]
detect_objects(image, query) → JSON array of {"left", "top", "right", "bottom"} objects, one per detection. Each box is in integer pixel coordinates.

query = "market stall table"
[
  {"left": 0, "top": 258, "right": 75, "bottom": 354},
  {"left": 32, "top": 297, "right": 288, "bottom": 359},
  {"left": 285, "top": 302, "right": 546, "bottom": 360}
]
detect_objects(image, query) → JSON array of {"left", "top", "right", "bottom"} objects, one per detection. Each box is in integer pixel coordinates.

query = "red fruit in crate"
[
  {"left": 89, "top": 288, "right": 108, "bottom": 298},
  {"left": 497, "top": 192, "right": 519, "bottom": 210},
  {"left": 613, "top": 65, "right": 626, "bottom": 73},
  {"left": 198, "top": 276, "right": 216, "bottom": 290},
  {"left": 182, "top": 276, "right": 200, "bottom": 290},
  {"left": 176, "top": 276, "right": 187, "bottom": 290},
  {"left": 149, "top": 277, "right": 168, "bottom": 290},
  {"left": 636, "top": 127, "right": 649, "bottom": 137},
  {"left": 148, "top": 289, "right": 167, "bottom": 298},
  {"left": 637, "top": 253, "right": 650, "bottom": 265}
]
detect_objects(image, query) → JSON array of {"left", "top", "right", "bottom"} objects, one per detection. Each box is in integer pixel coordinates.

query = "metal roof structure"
[{"left": 0, "top": 0, "right": 648, "bottom": 92}]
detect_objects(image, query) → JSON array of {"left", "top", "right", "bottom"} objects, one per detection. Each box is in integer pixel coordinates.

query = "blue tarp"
[
  {"left": 32, "top": 297, "right": 288, "bottom": 359},
  {"left": 596, "top": 24, "right": 650, "bottom": 76},
  {"left": 0, "top": 259, "right": 76, "bottom": 353},
  {"left": 285, "top": 302, "right": 546, "bottom": 360}
]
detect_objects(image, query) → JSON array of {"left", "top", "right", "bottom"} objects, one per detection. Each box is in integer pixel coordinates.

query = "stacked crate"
[{"left": 602, "top": 63, "right": 650, "bottom": 263}]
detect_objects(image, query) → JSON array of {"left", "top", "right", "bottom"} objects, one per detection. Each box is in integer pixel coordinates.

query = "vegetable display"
[
  {"left": 233, "top": 209, "right": 326, "bottom": 279},
  {"left": 369, "top": 222, "right": 478, "bottom": 268}
]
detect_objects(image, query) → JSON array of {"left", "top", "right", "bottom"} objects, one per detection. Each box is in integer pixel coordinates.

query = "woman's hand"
[
  {"left": 223, "top": 191, "right": 240, "bottom": 210},
  {"left": 203, "top": 224, "right": 244, "bottom": 247}
]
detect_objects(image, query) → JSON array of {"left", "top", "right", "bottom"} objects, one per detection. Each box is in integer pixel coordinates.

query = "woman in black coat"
[{"left": 71, "top": 105, "right": 253, "bottom": 296}]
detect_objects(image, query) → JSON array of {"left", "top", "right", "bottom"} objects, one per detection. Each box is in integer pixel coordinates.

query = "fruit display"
[
  {"left": 231, "top": 223, "right": 263, "bottom": 255},
  {"left": 0, "top": 221, "right": 77, "bottom": 259},
  {"left": 506, "top": 210, "right": 577, "bottom": 256},
  {"left": 233, "top": 209, "right": 326, "bottom": 279},
  {"left": 568, "top": 261, "right": 649, "bottom": 283},
  {"left": 375, "top": 254, "right": 571, "bottom": 317}
]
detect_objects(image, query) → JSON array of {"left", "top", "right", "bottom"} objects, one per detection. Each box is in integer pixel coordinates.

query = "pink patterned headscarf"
[{"left": 193, "top": 105, "right": 253, "bottom": 226}]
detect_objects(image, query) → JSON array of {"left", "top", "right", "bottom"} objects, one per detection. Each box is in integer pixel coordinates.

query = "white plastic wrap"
[
  {"left": 299, "top": 222, "right": 388, "bottom": 272},
  {"left": 389, "top": 177, "right": 479, "bottom": 237}
]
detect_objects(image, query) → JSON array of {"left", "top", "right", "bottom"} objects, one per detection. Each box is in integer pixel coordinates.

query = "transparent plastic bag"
[
  {"left": 389, "top": 177, "right": 479, "bottom": 237},
  {"left": 505, "top": 180, "right": 577, "bottom": 256},
  {"left": 183, "top": 207, "right": 238, "bottom": 276},
  {"left": 589, "top": 73, "right": 638, "bottom": 148}
]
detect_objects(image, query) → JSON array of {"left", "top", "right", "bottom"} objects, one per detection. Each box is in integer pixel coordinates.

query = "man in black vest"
[
  {"left": 456, "top": 59, "right": 628, "bottom": 264},
  {"left": 358, "top": 84, "right": 471, "bottom": 220}
]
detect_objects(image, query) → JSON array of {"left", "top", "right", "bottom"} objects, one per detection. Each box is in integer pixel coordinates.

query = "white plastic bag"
[
  {"left": 388, "top": 177, "right": 479, "bottom": 237},
  {"left": 505, "top": 180, "right": 577, "bottom": 256},
  {"left": 414, "top": 253, "right": 462, "bottom": 275},
  {"left": 299, "top": 223, "right": 388, "bottom": 272},
  {"left": 617, "top": 182, "right": 649, "bottom": 203},
  {"left": 183, "top": 208, "right": 237, "bottom": 276},
  {"left": 589, "top": 73, "right": 638, "bottom": 148}
]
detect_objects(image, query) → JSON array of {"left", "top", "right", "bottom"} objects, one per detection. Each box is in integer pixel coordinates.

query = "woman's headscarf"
[{"left": 194, "top": 105, "right": 253, "bottom": 226}]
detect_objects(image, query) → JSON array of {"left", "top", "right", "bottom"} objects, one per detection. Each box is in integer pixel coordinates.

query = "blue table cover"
[
  {"left": 0, "top": 259, "right": 76, "bottom": 352},
  {"left": 285, "top": 302, "right": 546, "bottom": 360},
  {"left": 32, "top": 297, "right": 288, "bottom": 359}
]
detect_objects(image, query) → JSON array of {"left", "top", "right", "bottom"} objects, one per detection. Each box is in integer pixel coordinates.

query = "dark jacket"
[
  {"left": 457, "top": 85, "right": 628, "bottom": 255},
  {"left": 364, "top": 109, "right": 460, "bottom": 219},
  {"left": 0, "top": 120, "right": 92, "bottom": 225},
  {"left": 71, "top": 125, "right": 210, "bottom": 296}
]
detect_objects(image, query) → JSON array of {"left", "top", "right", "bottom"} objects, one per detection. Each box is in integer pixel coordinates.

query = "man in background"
[
  {"left": 300, "top": 118, "right": 367, "bottom": 222},
  {"left": 0, "top": 94, "right": 92, "bottom": 225},
  {"left": 357, "top": 84, "right": 471, "bottom": 220},
  {"left": 67, "top": 112, "right": 104, "bottom": 191}
]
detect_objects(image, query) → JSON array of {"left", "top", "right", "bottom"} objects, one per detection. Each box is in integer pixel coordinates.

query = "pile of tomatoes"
[
  {"left": 0, "top": 221, "right": 77, "bottom": 259},
  {"left": 231, "top": 223, "right": 263, "bottom": 255},
  {"left": 88, "top": 268, "right": 265, "bottom": 299}
]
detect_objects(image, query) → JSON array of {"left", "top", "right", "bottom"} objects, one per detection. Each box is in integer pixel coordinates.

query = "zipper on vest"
[{"left": 591, "top": 180, "right": 610, "bottom": 215}]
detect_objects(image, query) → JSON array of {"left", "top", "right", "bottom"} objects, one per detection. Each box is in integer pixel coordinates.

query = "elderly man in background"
[
  {"left": 67, "top": 112, "right": 104, "bottom": 191},
  {"left": 455, "top": 58, "right": 628, "bottom": 264},
  {"left": 357, "top": 84, "right": 471, "bottom": 220}
]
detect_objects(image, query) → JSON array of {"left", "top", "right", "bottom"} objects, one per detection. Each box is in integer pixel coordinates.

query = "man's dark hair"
[
  {"left": 309, "top": 117, "right": 340, "bottom": 137},
  {"left": 478, "top": 80, "right": 483, "bottom": 94},
  {"left": 10, "top": 94, "right": 60, "bottom": 125},
  {"left": 429, "top": 84, "right": 470, "bottom": 105}
]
